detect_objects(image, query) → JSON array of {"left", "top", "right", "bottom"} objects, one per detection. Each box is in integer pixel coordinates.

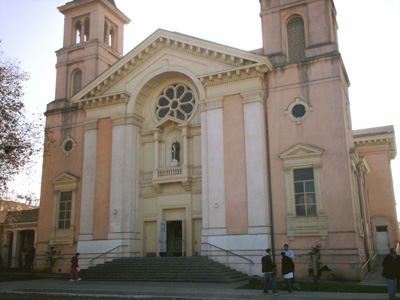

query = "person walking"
[
  {"left": 261, "top": 248, "right": 278, "bottom": 296},
  {"left": 281, "top": 251, "right": 294, "bottom": 294},
  {"left": 282, "top": 244, "right": 296, "bottom": 286},
  {"left": 382, "top": 248, "right": 399, "bottom": 300},
  {"left": 20, "top": 248, "right": 28, "bottom": 269},
  {"left": 70, "top": 252, "right": 82, "bottom": 282}
]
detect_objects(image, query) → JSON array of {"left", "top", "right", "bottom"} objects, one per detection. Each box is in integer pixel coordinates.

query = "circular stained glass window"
[{"left": 155, "top": 84, "right": 195, "bottom": 121}]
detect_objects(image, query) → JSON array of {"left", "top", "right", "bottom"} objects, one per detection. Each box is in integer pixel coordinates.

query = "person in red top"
[{"left": 70, "top": 252, "right": 82, "bottom": 282}]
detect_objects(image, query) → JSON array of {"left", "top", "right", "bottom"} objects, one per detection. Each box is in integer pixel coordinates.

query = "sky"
[{"left": 0, "top": 0, "right": 399, "bottom": 215}]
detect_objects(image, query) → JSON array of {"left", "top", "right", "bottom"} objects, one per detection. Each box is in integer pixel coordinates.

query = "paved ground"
[{"left": 0, "top": 278, "right": 393, "bottom": 300}]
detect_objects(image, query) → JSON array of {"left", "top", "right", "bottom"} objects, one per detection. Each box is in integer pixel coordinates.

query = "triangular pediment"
[
  {"left": 152, "top": 116, "right": 189, "bottom": 130},
  {"left": 280, "top": 144, "right": 324, "bottom": 160},
  {"left": 71, "top": 29, "right": 272, "bottom": 108},
  {"left": 52, "top": 172, "right": 80, "bottom": 185}
]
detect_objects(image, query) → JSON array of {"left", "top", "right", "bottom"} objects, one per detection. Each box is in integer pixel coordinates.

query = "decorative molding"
[
  {"left": 284, "top": 97, "right": 312, "bottom": 124},
  {"left": 112, "top": 113, "right": 144, "bottom": 128},
  {"left": 84, "top": 120, "right": 98, "bottom": 131},
  {"left": 198, "top": 64, "right": 268, "bottom": 87},
  {"left": 203, "top": 97, "right": 223, "bottom": 111},
  {"left": 60, "top": 135, "right": 77, "bottom": 157},
  {"left": 241, "top": 90, "right": 265, "bottom": 104},
  {"left": 287, "top": 215, "right": 328, "bottom": 240},
  {"left": 76, "top": 92, "right": 131, "bottom": 109},
  {"left": 72, "top": 32, "right": 271, "bottom": 101},
  {"left": 281, "top": 143, "right": 326, "bottom": 239},
  {"left": 50, "top": 172, "right": 79, "bottom": 246}
]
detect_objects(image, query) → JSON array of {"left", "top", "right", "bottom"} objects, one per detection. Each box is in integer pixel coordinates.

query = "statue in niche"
[{"left": 171, "top": 138, "right": 180, "bottom": 166}]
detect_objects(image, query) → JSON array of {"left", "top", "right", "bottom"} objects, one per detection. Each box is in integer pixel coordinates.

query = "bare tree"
[{"left": 0, "top": 41, "right": 43, "bottom": 198}]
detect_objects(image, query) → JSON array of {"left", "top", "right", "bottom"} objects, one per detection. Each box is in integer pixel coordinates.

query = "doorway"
[
  {"left": 376, "top": 225, "right": 390, "bottom": 254},
  {"left": 166, "top": 221, "right": 183, "bottom": 256}
]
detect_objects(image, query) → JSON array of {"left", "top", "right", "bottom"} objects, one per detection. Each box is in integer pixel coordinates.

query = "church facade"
[{"left": 34, "top": 0, "right": 398, "bottom": 281}]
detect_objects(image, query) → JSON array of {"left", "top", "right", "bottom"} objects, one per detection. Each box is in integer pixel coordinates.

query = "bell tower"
[
  {"left": 55, "top": 0, "right": 130, "bottom": 100},
  {"left": 259, "top": 0, "right": 339, "bottom": 65}
]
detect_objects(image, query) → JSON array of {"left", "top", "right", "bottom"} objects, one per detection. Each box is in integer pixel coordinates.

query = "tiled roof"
[
  {"left": 4, "top": 209, "right": 39, "bottom": 224},
  {"left": 0, "top": 200, "right": 39, "bottom": 225}
]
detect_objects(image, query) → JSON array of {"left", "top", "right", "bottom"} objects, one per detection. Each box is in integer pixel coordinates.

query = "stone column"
[
  {"left": 181, "top": 125, "right": 189, "bottom": 166},
  {"left": 107, "top": 115, "right": 142, "bottom": 254},
  {"left": 123, "top": 116, "right": 142, "bottom": 254},
  {"left": 153, "top": 129, "right": 162, "bottom": 169},
  {"left": 108, "top": 117, "right": 126, "bottom": 237},
  {"left": 201, "top": 97, "right": 226, "bottom": 236},
  {"left": 11, "top": 229, "right": 18, "bottom": 268},
  {"left": 200, "top": 103, "right": 209, "bottom": 240},
  {"left": 242, "top": 92, "right": 269, "bottom": 234},
  {"left": 78, "top": 120, "right": 98, "bottom": 241},
  {"left": 81, "top": 18, "right": 86, "bottom": 43}
]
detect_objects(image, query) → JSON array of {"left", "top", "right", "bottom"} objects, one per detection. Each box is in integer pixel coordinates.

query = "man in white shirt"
[{"left": 282, "top": 244, "right": 296, "bottom": 287}]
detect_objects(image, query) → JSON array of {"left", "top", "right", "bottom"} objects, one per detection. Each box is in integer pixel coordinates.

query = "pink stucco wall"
[
  {"left": 223, "top": 94, "right": 248, "bottom": 235},
  {"left": 93, "top": 118, "right": 112, "bottom": 240}
]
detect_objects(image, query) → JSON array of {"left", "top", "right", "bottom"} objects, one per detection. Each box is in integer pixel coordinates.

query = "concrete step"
[{"left": 80, "top": 256, "right": 249, "bottom": 283}]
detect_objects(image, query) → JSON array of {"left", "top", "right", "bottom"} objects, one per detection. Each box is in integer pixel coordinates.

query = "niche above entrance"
[{"left": 151, "top": 116, "right": 192, "bottom": 193}]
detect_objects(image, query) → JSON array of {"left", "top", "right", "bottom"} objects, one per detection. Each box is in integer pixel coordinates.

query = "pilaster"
[
  {"left": 242, "top": 92, "right": 269, "bottom": 234},
  {"left": 78, "top": 120, "right": 98, "bottom": 241}
]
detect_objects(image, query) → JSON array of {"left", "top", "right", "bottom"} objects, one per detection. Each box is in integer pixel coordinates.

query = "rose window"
[{"left": 155, "top": 84, "right": 195, "bottom": 121}]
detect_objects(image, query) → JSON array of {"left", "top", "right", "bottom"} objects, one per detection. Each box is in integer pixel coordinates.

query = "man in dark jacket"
[
  {"left": 382, "top": 248, "right": 398, "bottom": 300},
  {"left": 261, "top": 248, "right": 278, "bottom": 296},
  {"left": 281, "top": 252, "right": 295, "bottom": 294}
]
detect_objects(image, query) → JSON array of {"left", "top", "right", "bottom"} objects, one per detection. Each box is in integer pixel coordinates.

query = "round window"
[
  {"left": 292, "top": 104, "right": 306, "bottom": 118},
  {"left": 64, "top": 141, "right": 73, "bottom": 152},
  {"left": 155, "top": 83, "right": 195, "bottom": 121}
]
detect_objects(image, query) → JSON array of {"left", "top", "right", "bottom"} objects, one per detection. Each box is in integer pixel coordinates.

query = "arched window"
[
  {"left": 287, "top": 16, "right": 306, "bottom": 61},
  {"left": 71, "top": 69, "right": 82, "bottom": 96}
]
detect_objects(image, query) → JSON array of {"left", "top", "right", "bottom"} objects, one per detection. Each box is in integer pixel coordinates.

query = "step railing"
[
  {"left": 202, "top": 242, "right": 254, "bottom": 266},
  {"left": 361, "top": 251, "right": 378, "bottom": 270},
  {"left": 89, "top": 245, "right": 128, "bottom": 264}
]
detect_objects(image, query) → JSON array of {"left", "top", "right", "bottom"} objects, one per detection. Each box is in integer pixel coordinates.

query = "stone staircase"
[
  {"left": 362, "top": 254, "right": 386, "bottom": 285},
  {"left": 79, "top": 256, "right": 249, "bottom": 283}
]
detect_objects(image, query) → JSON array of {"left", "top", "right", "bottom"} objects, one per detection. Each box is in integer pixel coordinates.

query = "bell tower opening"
[{"left": 259, "top": 0, "right": 339, "bottom": 65}]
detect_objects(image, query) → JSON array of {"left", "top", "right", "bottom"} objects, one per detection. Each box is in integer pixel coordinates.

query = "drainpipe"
[
  {"left": 356, "top": 164, "right": 371, "bottom": 271},
  {"left": 264, "top": 72, "right": 276, "bottom": 262}
]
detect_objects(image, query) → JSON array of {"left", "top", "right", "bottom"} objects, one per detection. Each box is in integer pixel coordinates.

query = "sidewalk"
[{"left": 0, "top": 278, "right": 390, "bottom": 300}]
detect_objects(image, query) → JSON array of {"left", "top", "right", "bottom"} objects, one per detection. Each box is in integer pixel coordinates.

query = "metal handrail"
[
  {"left": 361, "top": 251, "right": 378, "bottom": 270},
  {"left": 89, "top": 245, "right": 128, "bottom": 263},
  {"left": 201, "top": 242, "right": 254, "bottom": 265}
]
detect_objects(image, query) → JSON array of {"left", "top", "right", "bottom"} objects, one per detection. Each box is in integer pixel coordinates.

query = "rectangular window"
[
  {"left": 376, "top": 226, "right": 388, "bottom": 232},
  {"left": 293, "top": 168, "right": 316, "bottom": 216},
  {"left": 58, "top": 191, "right": 72, "bottom": 229}
]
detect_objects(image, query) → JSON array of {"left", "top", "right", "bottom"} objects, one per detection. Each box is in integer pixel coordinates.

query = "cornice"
[
  {"left": 198, "top": 63, "right": 269, "bottom": 87},
  {"left": 76, "top": 91, "right": 131, "bottom": 109},
  {"left": 354, "top": 135, "right": 397, "bottom": 160},
  {"left": 72, "top": 31, "right": 272, "bottom": 102}
]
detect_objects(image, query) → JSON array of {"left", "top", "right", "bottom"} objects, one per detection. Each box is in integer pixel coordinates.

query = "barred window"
[{"left": 287, "top": 17, "right": 306, "bottom": 61}]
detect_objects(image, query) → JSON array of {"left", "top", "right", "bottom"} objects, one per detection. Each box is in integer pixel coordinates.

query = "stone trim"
[{"left": 280, "top": 144, "right": 327, "bottom": 240}]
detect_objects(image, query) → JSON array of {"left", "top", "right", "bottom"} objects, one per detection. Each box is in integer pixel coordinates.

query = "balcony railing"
[{"left": 152, "top": 166, "right": 191, "bottom": 191}]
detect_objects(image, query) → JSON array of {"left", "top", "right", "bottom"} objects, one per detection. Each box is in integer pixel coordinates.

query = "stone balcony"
[{"left": 152, "top": 166, "right": 191, "bottom": 192}]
